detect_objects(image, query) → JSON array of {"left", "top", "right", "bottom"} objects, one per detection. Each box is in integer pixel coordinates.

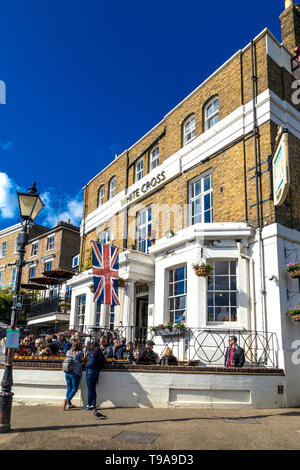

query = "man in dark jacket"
[
  {"left": 136, "top": 340, "right": 158, "bottom": 364},
  {"left": 224, "top": 336, "right": 245, "bottom": 368}
]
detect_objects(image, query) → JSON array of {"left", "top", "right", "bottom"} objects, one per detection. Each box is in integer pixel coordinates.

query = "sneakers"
[{"left": 84, "top": 405, "right": 95, "bottom": 410}]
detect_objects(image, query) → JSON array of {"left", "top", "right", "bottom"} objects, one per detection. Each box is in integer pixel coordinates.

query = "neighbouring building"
[
  {"left": 0, "top": 220, "right": 80, "bottom": 332},
  {"left": 68, "top": 1, "right": 300, "bottom": 406},
  {"left": 0, "top": 223, "right": 49, "bottom": 290},
  {"left": 25, "top": 221, "right": 80, "bottom": 332}
]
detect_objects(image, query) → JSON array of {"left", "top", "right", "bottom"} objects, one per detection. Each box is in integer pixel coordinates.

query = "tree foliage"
[{"left": 0, "top": 287, "right": 32, "bottom": 325}]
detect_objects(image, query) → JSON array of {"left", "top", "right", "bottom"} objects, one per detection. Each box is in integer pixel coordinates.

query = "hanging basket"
[
  {"left": 89, "top": 284, "right": 94, "bottom": 293},
  {"left": 289, "top": 269, "right": 300, "bottom": 279},
  {"left": 118, "top": 279, "right": 126, "bottom": 288},
  {"left": 194, "top": 266, "right": 213, "bottom": 277}
]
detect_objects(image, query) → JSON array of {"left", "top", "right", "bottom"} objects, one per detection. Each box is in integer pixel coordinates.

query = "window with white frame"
[
  {"left": 183, "top": 114, "right": 195, "bottom": 146},
  {"left": 98, "top": 185, "right": 105, "bottom": 206},
  {"left": 136, "top": 206, "right": 152, "bottom": 254},
  {"left": 0, "top": 271, "right": 3, "bottom": 286},
  {"left": 47, "top": 236, "right": 55, "bottom": 250},
  {"left": 189, "top": 172, "right": 213, "bottom": 225},
  {"left": 169, "top": 266, "right": 187, "bottom": 324},
  {"left": 109, "top": 177, "right": 116, "bottom": 199},
  {"left": 14, "top": 238, "right": 18, "bottom": 254},
  {"left": 99, "top": 229, "right": 110, "bottom": 244},
  {"left": 95, "top": 303, "right": 101, "bottom": 326},
  {"left": 44, "top": 261, "right": 52, "bottom": 272},
  {"left": 75, "top": 294, "right": 86, "bottom": 331},
  {"left": 31, "top": 242, "right": 38, "bottom": 257},
  {"left": 135, "top": 157, "right": 144, "bottom": 182},
  {"left": 207, "top": 260, "right": 237, "bottom": 322},
  {"left": 1, "top": 242, "right": 7, "bottom": 258},
  {"left": 11, "top": 267, "right": 17, "bottom": 284},
  {"left": 29, "top": 266, "right": 36, "bottom": 279},
  {"left": 204, "top": 96, "right": 219, "bottom": 131},
  {"left": 109, "top": 305, "right": 115, "bottom": 330},
  {"left": 72, "top": 254, "right": 79, "bottom": 268},
  {"left": 150, "top": 146, "right": 159, "bottom": 171}
]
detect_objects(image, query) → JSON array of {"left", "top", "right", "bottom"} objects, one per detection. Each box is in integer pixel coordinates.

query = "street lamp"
[{"left": 0, "top": 182, "right": 44, "bottom": 433}]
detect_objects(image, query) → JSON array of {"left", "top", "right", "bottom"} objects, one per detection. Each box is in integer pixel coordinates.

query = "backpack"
[{"left": 62, "top": 355, "right": 74, "bottom": 373}]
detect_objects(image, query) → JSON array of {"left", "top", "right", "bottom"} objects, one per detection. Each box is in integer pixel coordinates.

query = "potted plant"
[
  {"left": 286, "top": 263, "right": 300, "bottom": 279},
  {"left": 287, "top": 307, "right": 300, "bottom": 322},
  {"left": 192, "top": 263, "right": 214, "bottom": 277},
  {"left": 59, "top": 302, "right": 71, "bottom": 312}
]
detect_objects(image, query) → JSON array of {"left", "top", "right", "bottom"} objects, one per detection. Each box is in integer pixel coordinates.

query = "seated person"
[
  {"left": 99, "top": 336, "right": 114, "bottom": 359},
  {"left": 45, "top": 335, "right": 59, "bottom": 356},
  {"left": 160, "top": 347, "right": 178, "bottom": 366},
  {"left": 136, "top": 340, "right": 158, "bottom": 364},
  {"left": 125, "top": 342, "right": 136, "bottom": 363},
  {"left": 115, "top": 337, "right": 127, "bottom": 360},
  {"left": 35, "top": 338, "right": 52, "bottom": 356}
]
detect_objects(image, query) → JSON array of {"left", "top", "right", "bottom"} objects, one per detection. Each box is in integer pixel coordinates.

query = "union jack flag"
[{"left": 91, "top": 241, "right": 120, "bottom": 306}]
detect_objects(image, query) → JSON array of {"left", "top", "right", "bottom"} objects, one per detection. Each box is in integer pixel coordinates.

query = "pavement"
[{"left": 1, "top": 405, "right": 300, "bottom": 452}]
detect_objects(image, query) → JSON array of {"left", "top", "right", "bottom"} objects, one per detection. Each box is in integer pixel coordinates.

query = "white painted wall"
[{"left": 10, "top": 368, "right": 287, "bottom": 409}]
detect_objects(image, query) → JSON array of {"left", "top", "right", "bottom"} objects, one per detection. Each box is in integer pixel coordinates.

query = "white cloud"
[
  {"left": 41, "top": 191, "right": 83, "bottom": 228},
  {"left": 0, "top": 172, "right": 19, "bottom": 219},
  {"left": 0, "top": 172, "right": 83, "bottom": 229}
]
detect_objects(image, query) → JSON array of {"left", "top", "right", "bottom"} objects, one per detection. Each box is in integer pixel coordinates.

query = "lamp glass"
[{"left": 18, "top": 193, "right": 44, "bottom": 221}]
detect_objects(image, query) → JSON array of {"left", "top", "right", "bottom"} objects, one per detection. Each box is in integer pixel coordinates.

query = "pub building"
[{"left": 68, "top": 1, "right": 300, "bottom": 405}]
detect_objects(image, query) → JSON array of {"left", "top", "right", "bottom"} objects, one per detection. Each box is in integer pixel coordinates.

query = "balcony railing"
[
  {"left": 27, "top": 295, "right": 71, "bottom": 319},
  {"left": 71, "top": 325, "right": 279, "bottom": 368}
]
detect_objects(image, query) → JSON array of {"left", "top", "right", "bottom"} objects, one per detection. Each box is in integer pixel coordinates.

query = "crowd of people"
[
  {"left": 6, "top": 333, "right": 245, "bottom": 368},
  {"left": 12, "top": 333, "right": 181, "bottom": 366}
]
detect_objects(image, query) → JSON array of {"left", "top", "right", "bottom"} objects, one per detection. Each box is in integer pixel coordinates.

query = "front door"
[{"left": 136, "top": 295, "right": 148, "bottom": 345}]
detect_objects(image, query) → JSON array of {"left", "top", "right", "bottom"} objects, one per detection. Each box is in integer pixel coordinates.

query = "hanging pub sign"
[{"left": 272, "top": 129, "right": 290, "bottom": 206}]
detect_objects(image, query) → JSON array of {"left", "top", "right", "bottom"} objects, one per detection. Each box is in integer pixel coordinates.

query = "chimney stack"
[{"left": 280, "top": 1, "right": 300, "bottom": 54}]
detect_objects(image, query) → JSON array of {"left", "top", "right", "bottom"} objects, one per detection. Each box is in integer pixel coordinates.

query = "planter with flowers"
[
  {"left": 286, "top": 263, "right": 300, "bottom": 279},
  {"left": 287, "top": 307, "right": 300, "bottom": 322},
  {"left": 192, "top": 263, "right": 214, "bottom": 277},
  {"left": 59, "top": 302, "right": 71, "bottom": 312},
  {"left": 151, "top": 322, "right": 187, "bottom": 336}
]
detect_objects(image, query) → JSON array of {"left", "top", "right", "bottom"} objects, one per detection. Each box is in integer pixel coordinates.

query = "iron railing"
[
  {"left": 71, "top": 325, "right": 279, "bottom": 368},
  {"left": 26, "top": 294, "right": 71, "bottom": 318}
]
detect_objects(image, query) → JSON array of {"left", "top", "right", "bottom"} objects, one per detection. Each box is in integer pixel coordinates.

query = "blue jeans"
[
  {"left": 65, "top": 372, "right": 81, "bottom": 404},
  {"left": 86, "top": 374, "right": 98, "bottom": 408}
]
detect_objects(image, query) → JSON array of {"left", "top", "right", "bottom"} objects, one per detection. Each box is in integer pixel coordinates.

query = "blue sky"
[{"left": 0, "top": 0, "right": 284, "bottom": 230}]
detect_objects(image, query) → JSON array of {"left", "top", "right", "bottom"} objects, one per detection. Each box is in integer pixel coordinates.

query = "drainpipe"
[
  {"left": 251, "top": 39, "right": 268, "bottom": 335},
  {"left": 123, "top": 152, "right": 129, "bottom": 250}
]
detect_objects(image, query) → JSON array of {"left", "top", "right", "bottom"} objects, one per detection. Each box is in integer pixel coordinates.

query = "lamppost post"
[{"left": 0, "top": 182, "right": 44, "bottom": 433}]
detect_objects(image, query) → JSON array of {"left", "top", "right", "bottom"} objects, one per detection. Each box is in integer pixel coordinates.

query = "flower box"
[
  {"left": 286, "top": 263, "right": 300, "bottom": 279},
  {"left": 151, "top": 322, "right": 187, "bottom": 336},
  {"left": 155, "top": 328, "right": 186, "bottom": 336},
  {"left": 288, "top": 308, "right": 300, "bottom": 321}
]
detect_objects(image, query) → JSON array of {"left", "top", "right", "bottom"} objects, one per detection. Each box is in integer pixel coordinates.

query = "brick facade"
[{"left": 80, "top": 7, "right": 300, "bottom": 270}]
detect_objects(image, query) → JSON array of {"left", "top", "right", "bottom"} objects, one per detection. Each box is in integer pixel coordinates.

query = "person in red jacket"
[{"left": 224, "top": 336, "right": 245, "bottom": 368}]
